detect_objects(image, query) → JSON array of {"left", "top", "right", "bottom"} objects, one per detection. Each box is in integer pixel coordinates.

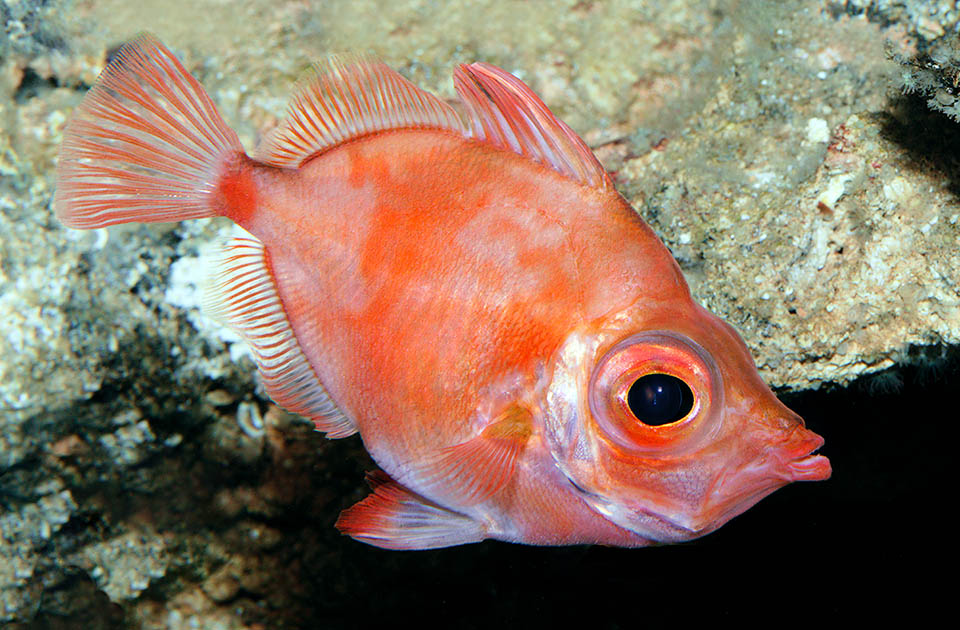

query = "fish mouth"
[
  {"left": 786, "top": 452, "right": 831, "bottom": 481},
  {"left": 692, "top": 428, "right": 831, "bottom": 533},
  {"left": 570, "top": 423, "right": 832, "bottom": 543},
  {"left": 779, "top": 430, "right": 831, "bottom": 482}
]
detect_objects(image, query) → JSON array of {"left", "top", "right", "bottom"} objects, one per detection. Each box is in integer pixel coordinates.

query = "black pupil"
[{"left": 626, "top": 374, "right": 694, "bottom": 426}]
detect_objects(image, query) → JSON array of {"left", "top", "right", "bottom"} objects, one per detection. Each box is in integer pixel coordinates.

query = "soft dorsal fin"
[
  {"left": 454, "top": 62, "right": 610, "bottom": 189},
  {"left": 258, "top": 56, "right": 610, "bottom": 187},
  {"left": 255, "top": 55, "right": 466, "bottom": 167}
]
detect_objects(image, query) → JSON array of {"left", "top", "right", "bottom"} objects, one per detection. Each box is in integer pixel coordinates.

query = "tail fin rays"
[{"left": 54, "top": 33, "right": 244, "bottom": 229}]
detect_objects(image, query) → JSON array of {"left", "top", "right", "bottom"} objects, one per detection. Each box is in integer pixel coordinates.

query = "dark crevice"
[
  {"left": 13, "top": 66, "right": 60, "bottom": 102},
  {"left": 877, "top": 93, "right": 960, "bottom": 198}
]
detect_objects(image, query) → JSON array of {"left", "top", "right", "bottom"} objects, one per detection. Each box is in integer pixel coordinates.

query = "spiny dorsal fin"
[
  {"left": 255, "top": 55, "right": 466, "bottom": 167},
  {"left": 202, "top": 236, "right": 357, "bottom": 438},
  {"left": 454, "top": 62, "right": 610, "bottom": 189}
]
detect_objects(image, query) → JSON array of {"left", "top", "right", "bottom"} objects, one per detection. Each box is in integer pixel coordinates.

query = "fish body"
[{"left": 55, "top": 35, "right": 830, "bottom": 549}]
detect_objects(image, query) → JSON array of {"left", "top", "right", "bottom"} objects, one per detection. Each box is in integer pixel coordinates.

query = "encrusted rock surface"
[{"left": 1, "top": 0, "right": 956, "bottom": 627}]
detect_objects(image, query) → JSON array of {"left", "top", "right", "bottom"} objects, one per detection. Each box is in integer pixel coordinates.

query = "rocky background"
[{"left": 1, "top": 0, "right": 954, "bottom": 627}]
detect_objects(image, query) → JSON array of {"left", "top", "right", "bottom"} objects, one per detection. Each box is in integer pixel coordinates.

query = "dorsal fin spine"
[{"left": 454, "top": 62, "right": 609, "bottom": 189}]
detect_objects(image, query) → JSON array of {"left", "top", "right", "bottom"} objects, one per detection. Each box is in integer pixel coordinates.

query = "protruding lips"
[
  {"left": 780, "top": 427, "right": 831, "bottom": 482},
  {"left": 581, "top": 422, "right": 832, "bottom": 542},
  {"left": 785, "top": 451, "right": 831, "bottom": 481},
  {"left": 682, "top": 425, "right": 831, "bottom": 536}
]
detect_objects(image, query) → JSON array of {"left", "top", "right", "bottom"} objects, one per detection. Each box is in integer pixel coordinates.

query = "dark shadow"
[
  {"left": 298, "top": 343, "right": 957, "bottom": 627},
  {"left": 12, "top": 67, "right": 59, "bottom": 103},
  {"left": 878, "top": 93, "right": 960, "bottom": 198},
  {"left": 15, "top": 340, "right": 954, "bottom": 628}
]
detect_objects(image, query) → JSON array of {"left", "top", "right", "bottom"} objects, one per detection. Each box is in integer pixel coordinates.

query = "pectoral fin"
[
  {"left": 336, "top": 472, "right": 486, "bottom": 550},
  {"left": 414, "top": 404, "right": 534, "bottom": 506}
]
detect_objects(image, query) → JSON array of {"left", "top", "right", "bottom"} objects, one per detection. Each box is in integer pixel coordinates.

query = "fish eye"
[
  {"left": 588, "top": 331, "right": 724, "bottom": 454},
  {"left": 627, "top": 373, "right": 694, "bottom": 426}
]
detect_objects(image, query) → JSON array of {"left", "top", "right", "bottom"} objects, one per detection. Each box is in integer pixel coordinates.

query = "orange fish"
[{"left": 55, "top": 34, "right": 830, "bottom": 549}]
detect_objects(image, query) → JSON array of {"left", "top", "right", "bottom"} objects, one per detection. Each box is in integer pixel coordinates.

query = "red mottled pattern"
[{"left": 54, "top": 34, "right": 830, "bottom": 550}]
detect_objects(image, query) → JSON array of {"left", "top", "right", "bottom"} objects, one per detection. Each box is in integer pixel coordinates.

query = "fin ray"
[
  {"left": 454, "top": 62, "right": 609, "bottom": 189},
  {"left": 336, "top": 471, "right": 486, "bottom": 550},
  {"left": 255, "top": 55, "right": 466, "bottom": 167},
  {"left": 203, "top": 237, "right": 356, "bottom": 438}
]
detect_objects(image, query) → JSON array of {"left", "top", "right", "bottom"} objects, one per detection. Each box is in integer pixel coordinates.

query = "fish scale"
[{"left": 54, "top": 33, "right": 830, "bottom": 550}]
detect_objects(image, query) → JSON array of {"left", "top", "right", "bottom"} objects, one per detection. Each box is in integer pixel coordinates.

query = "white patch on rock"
[{"left": 805, "top": 117, "right": 830, "bottom": 144}]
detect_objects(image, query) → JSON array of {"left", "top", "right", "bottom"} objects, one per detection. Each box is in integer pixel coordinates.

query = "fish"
[{"left": 54, "top": 34, "right": 830, "bottom": 550}]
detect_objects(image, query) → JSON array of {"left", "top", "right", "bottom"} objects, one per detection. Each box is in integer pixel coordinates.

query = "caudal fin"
[{"left": 54, "top": 33, "right": 245, "bottom": 229}]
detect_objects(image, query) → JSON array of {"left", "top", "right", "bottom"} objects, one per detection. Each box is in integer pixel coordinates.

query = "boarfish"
[{"left": 54, "top": 34, "right": 830, "bottom": 549}]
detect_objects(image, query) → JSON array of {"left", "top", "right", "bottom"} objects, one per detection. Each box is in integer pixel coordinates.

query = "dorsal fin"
[
  {"left": 255, "top": 55, "right": 466, "bottom": 167},
  {"left": 454, "top": 62, "right": 610, "bottom": 189},
  {"left": 257, "top": 56, "right": 610, "bottom": 188}
]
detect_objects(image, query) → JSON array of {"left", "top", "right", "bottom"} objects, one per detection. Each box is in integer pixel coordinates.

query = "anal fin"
[
  {"left": 203, "top": 236, "right": 357, "bottom": 438},
  {"left": 336, "top": 471, "right": 486, "bottom": 550}
]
